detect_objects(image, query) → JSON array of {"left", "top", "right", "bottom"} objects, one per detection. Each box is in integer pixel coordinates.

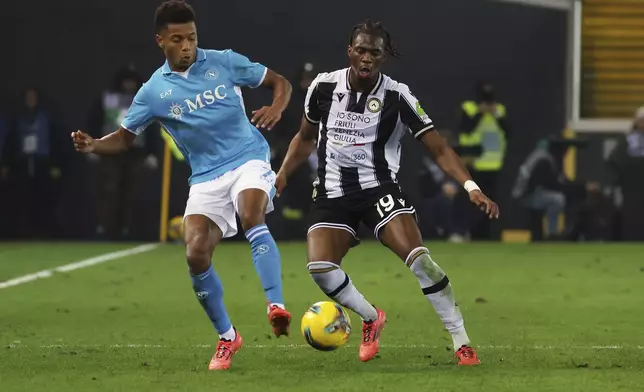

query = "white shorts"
[{"left": 184, "top": 159, "right": 276, "bottom": 238}]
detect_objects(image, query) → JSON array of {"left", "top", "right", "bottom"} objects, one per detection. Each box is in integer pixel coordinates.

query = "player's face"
[
  {"left": 156, "top": 22, "right": 198, "bottom": 72},
  {"left": 347, "top": 33, "right": 386, "bottom": 81}
]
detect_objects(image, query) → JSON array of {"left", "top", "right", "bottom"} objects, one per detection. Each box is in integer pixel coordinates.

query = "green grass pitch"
[{"left": 1, "top": 242, "right": 643, "bottom": 391}]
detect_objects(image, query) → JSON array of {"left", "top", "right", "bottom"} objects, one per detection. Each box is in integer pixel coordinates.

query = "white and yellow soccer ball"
[{"left": 301, "top": 301, "right": 351, "bottom": 351}]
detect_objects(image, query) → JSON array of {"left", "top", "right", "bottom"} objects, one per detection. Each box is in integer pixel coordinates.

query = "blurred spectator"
[
  {"left": 417, "top": 155, "right": 468, "bottom": 242},
  {"left": 416, "top": 129, "right": 476, "bottom": 242},
  {"left": 512, "top": 138, "right": 565, "bottom": 238},
  {"left": 4, "top": 88, "right": 64, "bottom": 238},
  {"left": 607, "top": 106, "right": 644, "bottom": 241},
  {"left": 512, "top": 136, "right": 587, "bottom": 240},
  {"left": 572, "top": 181, "right": 618, "bottom": 241},
  {"left": 457, "top": 80, "right": 509, "bottom": 239},
  {"left": 87, "top": 65, "right": 160, "bottom": 240}
]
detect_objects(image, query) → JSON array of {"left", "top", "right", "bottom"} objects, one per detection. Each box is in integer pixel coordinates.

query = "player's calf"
[
  {"left": 184, "top": 215, "right": 238, "bottom": 349},
  {"left": 237, "top": 190, "right": 289, "bottom": 335},
  {"left": 406, "top": 247, "right": 475, "bottom": 358},
  {"left": 307, "top": 261, "right": 379, "bottom": 324},
  {"left": 244, "top": 222, "right": 285, "bottom": 307}
]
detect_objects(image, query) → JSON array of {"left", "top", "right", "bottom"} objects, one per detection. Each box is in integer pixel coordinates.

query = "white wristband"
[{"left": 464, "top": 180, "right": 480, "bottom": 193}]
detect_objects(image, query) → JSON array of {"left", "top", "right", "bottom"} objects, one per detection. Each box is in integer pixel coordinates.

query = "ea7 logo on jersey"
[
  {"left": 184, "top": 85, "right": 228, "bottom": 113},
  {"left": 160, "top": 89, "right": 172, "bottom": 98}
]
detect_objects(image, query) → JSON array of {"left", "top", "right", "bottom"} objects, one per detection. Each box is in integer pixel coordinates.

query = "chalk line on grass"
[{"left": 0, "top": 244, "right": 159, "bottom": 290}]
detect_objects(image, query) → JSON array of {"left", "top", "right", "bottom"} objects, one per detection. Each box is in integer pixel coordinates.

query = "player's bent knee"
[
  {"left": 237, "top": 188, "right": 269, "bottom": 233},
  {"left": 238, "top": 206, "right": 264, "bottom": 231},
  {"left": 239, "top": 210, "right": 265, "bottom": 233},
  {"left": 307, "top": 261, "right": 340, "bottom": 273},
  {"left": 407, "top": 247, "right": 446, "bottom": 282},
  {"left": 185, "top": 238, "right": 212, "bottom": 274},
  {"left": 306, "top": 261, "right": 344, "bottom": 295},
  {"left": 378, "top": 214, "right": 423, "bottom": 261}
]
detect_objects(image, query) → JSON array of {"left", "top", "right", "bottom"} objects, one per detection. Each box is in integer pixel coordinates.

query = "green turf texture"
[{"left": 1, "top": 242, "right": 643, "bottom": 392}]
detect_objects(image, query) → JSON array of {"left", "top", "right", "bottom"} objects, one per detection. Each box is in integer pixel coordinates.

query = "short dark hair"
[
  {"left": 155, "top": 0, "right": 196, "bottom": 32},
  {"left": 349, "top": 20, "right": 401, "bottom": 59}
]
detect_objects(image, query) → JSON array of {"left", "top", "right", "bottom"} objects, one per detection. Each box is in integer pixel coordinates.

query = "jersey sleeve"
[
  {"left": 398, "top": 83, "right": 435, "bottom": 140},
  {"left": 121, "top": 84, "right": 155, "bottom": 135},
  {"left": 226, "top": 50, "right": 268, "bottom": 88},
  {"left": 303, "top": 74, "right": 322, "bottom": 124}
]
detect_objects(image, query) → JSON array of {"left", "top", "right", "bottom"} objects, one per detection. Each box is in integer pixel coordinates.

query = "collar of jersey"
[
  {"left": 161, "top": 48, "right": 207, "bottom": 75},
  {"left": 345, "top": 68, "right": 383, "bottom": 95}
]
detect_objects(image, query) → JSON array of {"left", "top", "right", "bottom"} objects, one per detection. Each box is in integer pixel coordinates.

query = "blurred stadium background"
[{"left": 1, "top": 1, "right": 643, "bottom": 391}]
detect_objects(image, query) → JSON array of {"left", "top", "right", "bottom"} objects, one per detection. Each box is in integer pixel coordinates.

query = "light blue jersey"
[{"left": 121, "top": 48, "right": 270, "bottom": 185}]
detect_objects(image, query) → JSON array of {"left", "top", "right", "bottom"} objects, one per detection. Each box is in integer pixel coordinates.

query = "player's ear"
[
  {"left": 347, "top": 45, "right": 352, "bottom": 57},
  {"left": 155, "top": 34, "right": 164, "bottom": 49}
]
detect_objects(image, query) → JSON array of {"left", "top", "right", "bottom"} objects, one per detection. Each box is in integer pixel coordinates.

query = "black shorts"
[{"left": 308, "top": 183, "right": 416, "bottom": 242}]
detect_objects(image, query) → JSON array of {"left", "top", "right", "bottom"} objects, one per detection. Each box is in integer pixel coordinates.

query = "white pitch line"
[
  {"left": 5, "top": 343, "right": 644, "bottom": 350},
  {"left": 0, "top": 244, "right": 159, "bottom": 290}
]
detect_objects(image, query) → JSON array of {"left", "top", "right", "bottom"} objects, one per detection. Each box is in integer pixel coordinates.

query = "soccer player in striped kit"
[{"left": 277, "top": 20, "right": 499, "bottom": 365}]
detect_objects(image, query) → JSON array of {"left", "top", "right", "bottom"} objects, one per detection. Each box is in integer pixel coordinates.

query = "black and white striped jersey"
[{"left": 305, "top": 68, "right": 435, "bottom": 199}]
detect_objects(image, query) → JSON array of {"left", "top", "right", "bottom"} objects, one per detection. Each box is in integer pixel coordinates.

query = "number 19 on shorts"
[{"left": 375, "top": 194, "right": 396, "bottom": 218}]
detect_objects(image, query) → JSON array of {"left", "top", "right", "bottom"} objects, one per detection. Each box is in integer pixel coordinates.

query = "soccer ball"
[
  {"left": 167, "top": 216, "right": 184, "bottom": 241},
  {"left": 301, "top": 301, "right": 352, "bottom": 351}
]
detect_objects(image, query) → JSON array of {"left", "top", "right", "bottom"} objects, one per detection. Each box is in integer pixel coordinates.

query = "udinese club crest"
[{"left": 367, "top": 97, "right": 382, "bottom": 113}]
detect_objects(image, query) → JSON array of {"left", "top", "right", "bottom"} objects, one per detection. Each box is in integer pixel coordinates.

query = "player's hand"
[
  {"left": 275, "top": 171, "right": 287, "bottom": 197},
  {"left": 469, "top": 190, "right": 499, "bottom": 219},
  {"left": 251, "top": 105, "right": 282, "bottom": 131},
  {"left": 71, "top": 130, "right": 95, "bottom": 153}
]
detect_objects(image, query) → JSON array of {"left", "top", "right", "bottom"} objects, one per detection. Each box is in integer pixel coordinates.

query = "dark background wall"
[{"left": 5, "top": 0, "right": 568, "bottom": 240}]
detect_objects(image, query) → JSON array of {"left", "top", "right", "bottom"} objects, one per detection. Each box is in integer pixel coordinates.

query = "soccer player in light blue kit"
[{"left": 71, "top": 0, "right": 293, "bottom": 371}]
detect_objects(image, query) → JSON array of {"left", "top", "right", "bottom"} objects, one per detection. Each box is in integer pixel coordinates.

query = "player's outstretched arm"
[
  {"left": 420, "top": 131, "right": 472, "bottom": 184},
  {"left": 70, "top": 127, "right": 135, "bottom": 155},
  {"left": 420, "top": 131, "right": 499, "bottom": 219},
  {"left": 275, "top": 116, "right": 317, "bottom": 196},
  {"left": 250, "top": 69, "right": 292, "bottom": 131}
]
